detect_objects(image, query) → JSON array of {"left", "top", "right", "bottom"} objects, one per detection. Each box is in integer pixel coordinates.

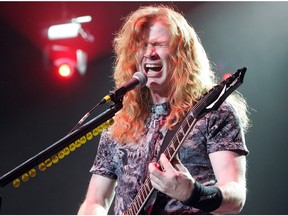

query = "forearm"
[
  {"left": 213, "top": 181, "right": 246, "bottom": 214},
  {"left": 208, "top": 151, "right": 247, "bottom": 214},
  {"left": 78, "top": 201, "right": 108, "bottom": 215},
  {"left": 77, "top": 175, "right": 116, "bottom": 215}
]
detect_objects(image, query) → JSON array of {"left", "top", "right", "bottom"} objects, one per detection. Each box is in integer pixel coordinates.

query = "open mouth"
[{"left": 144, "top": 63, "right": 163, "bottom": 73}]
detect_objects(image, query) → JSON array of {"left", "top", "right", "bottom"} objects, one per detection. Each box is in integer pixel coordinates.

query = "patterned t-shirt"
[{"left": 90, "top": 102, "right": 249, "bottom": 215}]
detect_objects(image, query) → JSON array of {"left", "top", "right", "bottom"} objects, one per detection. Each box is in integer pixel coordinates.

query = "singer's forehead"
[{"left": 139, "top": 21, "right": 171, "bottom": 43}]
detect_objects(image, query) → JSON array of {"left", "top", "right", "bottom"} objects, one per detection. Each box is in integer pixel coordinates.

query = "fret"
[
  {"left": 166, "top": 142, "right": 177, "bottom": 161},
  {"left": 139, "top": 190, "right": 144, "bottom": 200},
  {"left": 133, "top": 203, "right": 137, "bottom": 214},
  {"left": 181, "top": 124, "right": 185, "bottom": 134},
  {"left": 136, "top": 195, "right": 141, "bottom": 209},
  {"left": 140, "top": 193, "right": 145, "bottom": 203},
  {"left": 147, "top": 180, "right": 152, "bottom": 190},
  {"left": 176, "top": 132, "right": 181, "bottom": 143},
  {"left": 166, "top": 147, "right": 172, "bottom": 158},
  {"left": 131, "top": 203, "right": 135, "bottom": 215},
  {"left": 142, "top": 186, "right": 148, "bottom": 198},
  {"left": 182, "top": 121, "right": 190, "bottom": 133},
  {"left": 178, "top": 130, "right": 184, "bottom": 141},
  {"left": 185, "top": 118, "right": 191, "bottom": 127},
  {"left": 139, "top": 191, "right": 144, "bottom": 204},
  {"left": 170, "top": 145, "right": 176, "bottom": 158},
  {"left": 187, "top": 114, "right": 194, "bottom": 125},
  {"left": 173, "top": 136, "right": 181, "bottom": 148},
  {"left": 133, "top": 199, "right": 137, "bottom": 212},
  {"left": 143, "top": 187, "right": 148, "bottom": 198},
  {"left": 170, "top": 140, "right": 176, "bottom": 151},
  {"left": 147, "top": 181, "right": 152, "bottom": 193},
  {"left": 143, "top": 182, "right": 148, "bottom": 195},
  {"left": 128, "top": 179, "right": 152, "bottom": 215}
]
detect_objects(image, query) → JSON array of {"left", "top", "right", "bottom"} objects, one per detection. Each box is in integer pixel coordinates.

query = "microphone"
[{"left": 100, "top": 71, "right": 147, "bottom": 104}]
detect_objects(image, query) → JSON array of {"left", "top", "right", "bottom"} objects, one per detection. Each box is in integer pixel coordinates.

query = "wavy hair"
[{"left": 110, "top": 5, "right": 250, "bottom": 144}]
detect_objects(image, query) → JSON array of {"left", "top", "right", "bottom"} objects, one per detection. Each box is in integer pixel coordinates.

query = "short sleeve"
[
  {"left": 205, "top": 102, "right": 249, "bottom": 156},
  {"left": 90, "top": 129, "right": 118, "bottom": 179}
]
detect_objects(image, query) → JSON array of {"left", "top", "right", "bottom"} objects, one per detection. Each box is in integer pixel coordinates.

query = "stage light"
[
  {"left": 47, "top": 15, "right": 92, "bottom": 41},
  {"left": 71, "top": 15, "right": 92, "bottom": 24},
  {"left": 54, "top": 58, "right": 76, "bottom": 78},
  {"left": 48, "top": 23, "right": 81, "bottom": 40},
  {"left": 45, "top": 44, "right": 88, "bottom": 78},
  {"left": 58, "top": 64, "right": 72, "bottom": 77}
]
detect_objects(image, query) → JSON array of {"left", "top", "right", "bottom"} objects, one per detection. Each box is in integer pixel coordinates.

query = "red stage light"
[
  {"left": 48, "top": 46, "right": 87, "bottom": 78},
  {"left": 58, "top": 63, "right": 72, "bottom": 77},
  {"left": 54, "top": 58, "right": 76, "bottom": 78}
]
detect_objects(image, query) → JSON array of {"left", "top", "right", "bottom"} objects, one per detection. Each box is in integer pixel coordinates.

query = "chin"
[{"left": 147, "top": 82, "right": 164, "bottom": 91}]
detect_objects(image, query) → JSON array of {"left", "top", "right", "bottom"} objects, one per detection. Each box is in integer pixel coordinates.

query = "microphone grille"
[{"left": 133, "top": 71, "right": 147, "bottom": 87}]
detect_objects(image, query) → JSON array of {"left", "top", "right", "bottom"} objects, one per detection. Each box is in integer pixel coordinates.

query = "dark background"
[{"left": 0, "top": 2, "right": 287, "bottom": 214}]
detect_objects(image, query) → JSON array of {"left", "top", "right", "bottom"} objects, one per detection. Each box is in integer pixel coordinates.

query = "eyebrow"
[{"left": 146, "top": 40, "right": 169, "bottom": 45}]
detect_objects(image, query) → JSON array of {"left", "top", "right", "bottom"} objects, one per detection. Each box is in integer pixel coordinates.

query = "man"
[{"left": 78, "top": 5, "right": 249, "bottom": 215}]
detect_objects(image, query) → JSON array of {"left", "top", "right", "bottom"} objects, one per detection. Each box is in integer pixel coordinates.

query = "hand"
[{"left": 148, "top": 153, "right": 195, "bottom": 201}]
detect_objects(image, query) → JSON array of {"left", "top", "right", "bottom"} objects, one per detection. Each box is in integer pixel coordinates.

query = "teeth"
[{"left": 146, "top": 64, "right": 162, "bottom": 68}]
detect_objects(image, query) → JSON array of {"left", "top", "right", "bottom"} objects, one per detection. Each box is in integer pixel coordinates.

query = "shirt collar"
[{"left": 150, "top": 102, "right": 170, "bottom": 117}]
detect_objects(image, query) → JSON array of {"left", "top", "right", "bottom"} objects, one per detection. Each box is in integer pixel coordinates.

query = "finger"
[
  {"left": 148, "top": 162, "right": 163, "bottom": 177},
  {"left": 159, "top": 153, "right": 174, "bottom": 172},
  {"left": 148, "top": 162, "right": 157, "bottom": 173},
  {"left": 149, "top": 163, "right": 164, "bottom": 190}
]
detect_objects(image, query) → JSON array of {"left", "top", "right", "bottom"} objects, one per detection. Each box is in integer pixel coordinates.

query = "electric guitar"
[{"left": 123, "top": 67, "right": 247, "bottom": 215}]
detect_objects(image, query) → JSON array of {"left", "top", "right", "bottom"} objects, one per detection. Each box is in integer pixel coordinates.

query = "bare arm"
[
  {"left": 209, "top": 150, "right": 247, "bottom": 214},
  {"left": 78, "top": 174, "right": 116, "bottom": 215}
]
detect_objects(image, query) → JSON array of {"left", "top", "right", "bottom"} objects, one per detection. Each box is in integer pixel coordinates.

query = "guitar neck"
[{"left": 123, "top": 177, "right": 155, "bottom": 215}]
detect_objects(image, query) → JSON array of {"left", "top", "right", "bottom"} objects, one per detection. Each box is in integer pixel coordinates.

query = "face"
[{"left": 136, "top": 21, "right": 172, "bottom": 98}]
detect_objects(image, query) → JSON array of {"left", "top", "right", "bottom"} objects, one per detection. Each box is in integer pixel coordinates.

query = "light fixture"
[
  {"left": 71, "top": 15, "right": 92, "bottom": 24},
  {"left": 46, "top": 15, "right": 91, "bottom": 77},
  {"left": 47, "top": 15, "right": 92, "bottom": 41},
  {"left": 49, "top": 45, "right": 87, "bottom": 78},
  {"left": 48, "top": 23, "right": 81, "bottom": 40}
]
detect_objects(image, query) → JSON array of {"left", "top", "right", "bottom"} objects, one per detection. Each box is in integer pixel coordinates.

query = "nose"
[{"left": 144, "top": 44, "right": 157, "bottom": 58}]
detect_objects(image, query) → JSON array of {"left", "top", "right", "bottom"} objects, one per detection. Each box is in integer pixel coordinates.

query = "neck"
[{"left": 150, "top": 91, "right": 169, "bottom": 104}]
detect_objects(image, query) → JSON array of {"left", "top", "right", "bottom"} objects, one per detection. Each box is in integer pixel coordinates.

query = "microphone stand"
[{"left": 0, "top": 100, "right": 123, "bottom": 188}]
